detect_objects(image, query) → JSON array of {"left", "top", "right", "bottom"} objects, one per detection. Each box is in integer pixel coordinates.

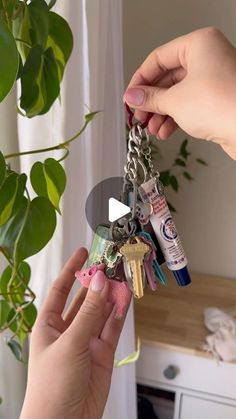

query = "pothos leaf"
[
  {"left": 0, "top": 151, "right": 6, "bottom": 187},
  {"left": 0, "top": 197, "right": 56, "bottom": 264},
  {"left": 38, "top": 46, "right": 60, "bottom": 115},
  {"left": 0, "top": 173, "right": 18, "bottom": 227},
  {"left": 5, "top": 338, "right": 23, "bottom": 362},
  {"left": 0, "top": 262, "right": 31, "bottom": 304},
  {"left": 20, "top": 44, "right": 60, "bottom": 117},
  {"left": 12, "top": 3, "right": 31, "bottom": 64},
  {"left": 85, "top": 111, "right": 100, "bottom": 123},
  {"left": 20, "top": 44, "right": 43, "bottom": 115},
  {"left": 7, "top": 302, "right": 37, "bottom": 343},
  {"left": 13, "top": 197, "right": 57, "bottom": 264},
  {"left": 48, "top": 0, "right": 57, "bottom": 9},
  {"left": 0, "top": 299, "right": 10, "bottom": 328},
  {"left": 46, "top": 11, "right": 73, "bottom": 80},
  {"left": 30, "top": 158, "right": 66, "bottom": 213},
  {"left": 0, "top": 20, "right": 19, "bottom": 101},
  {"left": 28, "top": 0, "right": 49, "bottom": 48},
  {"left": 23, "top": 303, "right": 37, "bottom": 330}
]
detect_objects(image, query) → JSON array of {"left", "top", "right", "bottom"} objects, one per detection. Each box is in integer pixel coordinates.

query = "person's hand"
[
  {"left": 124, "top": 27, "right": 236, "bottom": 160},
  {"left": 20, "top": 248, "right": 131, "bottom": 419}
]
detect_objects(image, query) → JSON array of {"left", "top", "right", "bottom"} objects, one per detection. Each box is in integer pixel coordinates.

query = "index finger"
[
  {"left": 39, "top": 247, "right": 88, "bottom": 318},
  {"left": 126, "top": 32, "right": 189, "bottom": 90}
]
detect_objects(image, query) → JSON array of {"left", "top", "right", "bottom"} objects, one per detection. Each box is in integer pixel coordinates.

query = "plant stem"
[
  {"left": 57, "top": 147, "right": 69, "bottom": 162},
  {"left": 4, "top": 113, "right": 96, "bottom": 159}
]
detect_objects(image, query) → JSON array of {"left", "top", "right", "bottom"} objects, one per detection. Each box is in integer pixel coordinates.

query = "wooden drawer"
[{"left": 136, "top": 344, "right": 236, "bottom": 400}]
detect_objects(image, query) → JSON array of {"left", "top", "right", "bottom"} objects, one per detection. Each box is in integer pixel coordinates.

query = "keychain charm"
[{"left": 76, "top": 104, "right": 192, "bottom": 301}]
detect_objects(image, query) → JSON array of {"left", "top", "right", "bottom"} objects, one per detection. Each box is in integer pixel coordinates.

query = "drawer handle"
[{"left": 163, "top": 365, "right": 178, "bottom": 380}]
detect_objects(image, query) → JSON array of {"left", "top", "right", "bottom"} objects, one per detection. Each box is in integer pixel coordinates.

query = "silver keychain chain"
[{"left": 110, "top": 121, "right": 163, "bottom": 241}]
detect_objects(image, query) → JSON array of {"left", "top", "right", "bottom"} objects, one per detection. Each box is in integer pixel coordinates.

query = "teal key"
[{"left": 137, "top": 231, "right": 168, "bottom": 286}]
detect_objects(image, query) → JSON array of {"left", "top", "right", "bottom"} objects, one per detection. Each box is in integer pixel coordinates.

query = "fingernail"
[
  {"left": 125, "top": 88, "right": 144, "bottom": 106},
  {"left": 91, "top": 271, "right": 106, "bottom": 292}
]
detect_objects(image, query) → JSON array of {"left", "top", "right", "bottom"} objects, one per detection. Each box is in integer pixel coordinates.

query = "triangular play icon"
[{"left": 108, "top": 198, "right": 131, "bottom": 222}]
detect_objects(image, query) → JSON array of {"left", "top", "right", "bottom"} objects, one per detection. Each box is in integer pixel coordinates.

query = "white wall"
[{"left": 123, "top": 0, "right": 236, "bottom": 278}]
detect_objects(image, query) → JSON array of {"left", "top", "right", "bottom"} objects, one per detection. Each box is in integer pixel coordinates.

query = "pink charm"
[
  {"left": 75, "top": 263, "right": 105, "bottom": 287},
  {"left": 75, "top": 264, "right": 132, "bottom": 318}
]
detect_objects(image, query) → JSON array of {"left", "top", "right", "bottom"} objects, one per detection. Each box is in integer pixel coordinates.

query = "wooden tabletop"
[{"left": 134, "top": 269, "right": 236, "bottom": 358}]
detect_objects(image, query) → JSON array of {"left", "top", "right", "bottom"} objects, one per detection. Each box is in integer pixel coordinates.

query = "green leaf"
[
  {"left": 0, "top": 151, "right": 6, "bottom": 187},
  {"left": 179, "top": 138, "right": 191, "bottom": 160},
  {"left": 0, "top": 262, "right": 31, "bottom": 304},
  {"left": 12, "top": 3, "right": 31, "bottom": 64},
  {"left": 20, "top": 44, "right": 44, "bottom": 115},
  {"left": 0, "top": 197, "right": 56, "bottom": 264},
  {"left": 170, "top": 176, "right": 179, "bottom": 192},
  {"left": 17, "top": 303, "right": 37, "bottom": 343},
  {"left": 0, "top": 266, "right": 12, "bottom": 303},
  {"left": 47, "top": 11, "right": 73, "bottom": 80},
  {"left": 159, "top": 170, "right": 170, "bottom": 187},
  {"left": 0, "top": 20, "right": 19, "bottom": 101},
  {"left": 5, "top": 338, "right": 23, "bottom": 362},
  {"left": 23, "top": 303, "right": 37, "bottom": 330},
  {"left": 85, "top": 111, "right": 100, "bottom": 123},
  {"left": 30, "top": 158, "right": 66, "bottom": 213},
  {"left": 0, "top": 198, "right": 28, "bottom": 260},
  {"left": 167, "top": 201, "right": 177, "bottom": 213},
  {"left": 196, "top": 158, "right": 207, "bottom": 166},
  {"left": 183, "top": 171, "right": 193, "bottom": 181},
  {"left": 0, "top": 173, "right": 18, "bottom": 227},
  {"left": 28, "top": 0, "right": 49, "bottom": 48},
  {"left": 6, "top": 307, "right": 18, "bottom": 333},
  {"left": 38, "top": 46, "right": 60, "bottom": 115},
  {"left": 43, "top": 158, "right": 66, "bottom": 213},
  {"left": 174, "top": 158, "right": 186, "bottom": 167},
  {"left": 48, "top": 0, "right": 57, "bottom": 9},
  {"left": 20, "top": 45, "right": 60, "bottom": 117},
  {"left": 0, "top": 300, "right": 10, "bottom": 328},
  {"left": 14, "top": 197, "right": 57, "bottom": 264},
  {"left": 12, "top": 173, "right": 27, "bottom": 211}
]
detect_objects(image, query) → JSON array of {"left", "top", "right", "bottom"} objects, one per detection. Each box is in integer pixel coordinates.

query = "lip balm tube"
[{"left": 139, "top": 177, "right": 192, "bottom": 287}]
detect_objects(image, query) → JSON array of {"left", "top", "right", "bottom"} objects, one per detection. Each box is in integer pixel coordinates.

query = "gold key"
[{"left": 120, "top": 237, "right": 149, "bottom": 299}]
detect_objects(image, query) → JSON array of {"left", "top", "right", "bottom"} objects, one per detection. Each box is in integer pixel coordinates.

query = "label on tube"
[{"left": 139, "top": 177, "right": 191, "bottom": 286}]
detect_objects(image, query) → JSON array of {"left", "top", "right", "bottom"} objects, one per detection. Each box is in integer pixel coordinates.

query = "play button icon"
[
  {"left": 85, "top": 176, "right": 128, "bottom": 236},
  {"left": 108, "top": 198, "right": 131, "bottom": 222}
]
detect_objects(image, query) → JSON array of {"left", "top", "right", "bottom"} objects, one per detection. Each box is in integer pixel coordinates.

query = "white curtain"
[{"left": 1, "top": 1, "right": 137, "bottom": 418}]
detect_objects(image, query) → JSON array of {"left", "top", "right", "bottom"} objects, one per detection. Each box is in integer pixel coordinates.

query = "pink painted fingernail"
[
  {"left": 91, "top": 270, "right": 106, "bottom": 292},
  {"left": 125, "top": 88, "right": 144, "bottom": 105}
]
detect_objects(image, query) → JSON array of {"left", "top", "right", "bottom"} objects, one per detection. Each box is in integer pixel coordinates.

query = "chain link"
[{"left": 124, "top": 123, "right": 160, "bottom": 183}]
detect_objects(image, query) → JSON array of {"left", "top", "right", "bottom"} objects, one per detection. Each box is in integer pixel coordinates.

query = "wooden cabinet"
[
  {"left": 134, "top": 271, "right": 236, "bottom": 419},
  {"left": 179, "top": 394, "right": 236, "bottom": 419}
]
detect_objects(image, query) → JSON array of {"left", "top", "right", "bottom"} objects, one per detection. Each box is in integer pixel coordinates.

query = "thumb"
[
  {"left": 124, "top": 85, "right": 171, "bottom": 115},
  {"left": 67, "top": 270, "right": 109, "bottom": 349}
]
